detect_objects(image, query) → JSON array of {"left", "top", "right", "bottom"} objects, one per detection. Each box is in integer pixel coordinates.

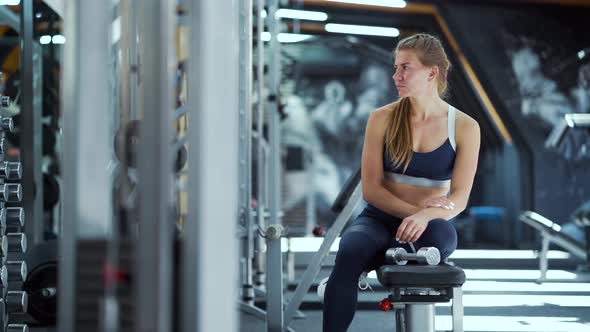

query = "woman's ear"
[{"left": 429, "top": 67, "right": 438, "bottom": 81}]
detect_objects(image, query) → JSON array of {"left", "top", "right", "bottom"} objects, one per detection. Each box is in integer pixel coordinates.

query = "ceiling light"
[
  {"left": 52, "top": 35, "right": 66, "bottom": 44},
  {"left": 261, "top": 32, "right": 314, "bottom": 43},
  {"left": 325, "top": 23, "right": 399, "bottom": 37},
  {"left": 0, "top": 0, "right": 20, "bottom": 5},
  {"left": 39, "top": 35, "right": 52, "bottom": 45},
  {"left": 275, "top": 9, "right": 328, "bottom": 21},
  {"left": 327, "top": 0, "right": 406, "bottom": 8}
]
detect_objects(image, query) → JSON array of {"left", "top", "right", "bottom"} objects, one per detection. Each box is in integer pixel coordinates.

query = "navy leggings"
[{"left": 322, "top": 204, "right": 458, "bottom": 332}]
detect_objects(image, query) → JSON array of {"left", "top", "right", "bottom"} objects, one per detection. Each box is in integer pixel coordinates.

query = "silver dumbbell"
[
  {"left": 0, "top": 184, "right": 22, "bottom": 203},
  {"left": 0, "top": 161, "right": 22, "bottom": 180},
  {"left": 1, "top": 117, "right": 13, "bottom": 132},
  {"left": 6, "top": 291, "right": 28, "bottom": 313},
  {"left": 1, "top": 265, "right": 7, "bottom": 289},
  {"left": 0, "top": 235, "right": 7, "bottom": 257},
  {"left": 7, "top": 233, "right": 27, "bottom": 254},
  {"left": 7, "top": 324, "right": 29, "bottom": 332},
  {"left": 385, "top": 247, "right": 441, "bottom": 266},
  {"left": 6, "top": 261, "right": 27, "bottom": 282},
  {"left": 2, "top": 207, "right": 25, "bottom": 228}
]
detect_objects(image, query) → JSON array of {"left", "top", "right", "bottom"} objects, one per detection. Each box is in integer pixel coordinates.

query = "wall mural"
[
  {"left": 281, "top": 51, "right": 396, "bottom": 228},
  {"left": 509, "top": 44, "right": 590, "bottom": 162}
]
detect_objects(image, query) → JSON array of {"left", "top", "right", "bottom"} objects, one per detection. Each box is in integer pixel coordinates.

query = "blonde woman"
[{"left": 322, "top": 33, "right": 480, "bottom": 331}]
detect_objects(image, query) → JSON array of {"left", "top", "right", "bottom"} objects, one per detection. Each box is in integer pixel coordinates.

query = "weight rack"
[{"left": 0, "top": 95, "right": 28, "bottom": 332}]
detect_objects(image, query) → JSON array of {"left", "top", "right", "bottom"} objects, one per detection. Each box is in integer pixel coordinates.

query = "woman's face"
[{"left": 392, "top": 49, "right": 434, "bottom": 97}]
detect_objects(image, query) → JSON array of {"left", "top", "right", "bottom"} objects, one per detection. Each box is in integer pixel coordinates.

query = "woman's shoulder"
[
  {"left": 451, "top": 106, "right": 480, "bottom": 142},
  {"left": 372, "top": 102, "right": 396, "bottom": 120}
]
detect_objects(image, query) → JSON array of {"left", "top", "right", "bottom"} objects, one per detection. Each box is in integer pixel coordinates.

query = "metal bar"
[
  {"left": 182, "top": 1, "right": 239, "bottom": 332},
  {"left": 239, "top": 0, "right": 254, "bottom": 305},
  {"left": 58, "top": 0, "right": 112, "bottom": 330},
  {"left": 284, "top": 183, "right": 362, "bottom": 325},
  {"left": 254, "top": 0, "right": 267, "bottom": 287},
  {"left": 452, "top": 287, "right": 464, "bottom": 332},
  {"left": 266, "top": 0, "right": 283, "bottom": 330},
  {"left": 539, "top": 235, "right": 549, "bottom": 282},
  {"left": 129, "top": 0, "right": 138, "bottom": 120},
  {"left": 20, "top": 0, "right": 43, "bottom": 247},
  {"left": 135, "top": 0, "right": 175, "bottom": 331}
]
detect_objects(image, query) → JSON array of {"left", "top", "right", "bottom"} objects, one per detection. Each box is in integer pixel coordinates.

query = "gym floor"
[{"left": 241, "top": 249, "right": 590, "bottom": 332}]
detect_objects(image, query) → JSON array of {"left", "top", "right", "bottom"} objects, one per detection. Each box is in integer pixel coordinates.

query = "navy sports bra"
[{"left": 383, "top": 105, "right": 456, "bottom": 189}]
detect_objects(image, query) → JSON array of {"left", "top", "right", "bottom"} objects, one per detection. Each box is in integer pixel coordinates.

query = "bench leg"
[
  {"left": 539, "top": 235, "right": 550, "bottom": 282},
  {"left": 405, "top": 304, "right": 435, "bottom": 332},
  {"left": 452, "top": 287, "right": 464, "bottom": 332},
  {"left": 394, "top": 304, "right": 406, "bottom": 332}
]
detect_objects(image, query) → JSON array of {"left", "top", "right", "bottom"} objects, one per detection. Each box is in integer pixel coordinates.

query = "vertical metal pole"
[
  {"left": 135, "top": 1, "right": 175, "bottom": 331},
  {"left": 20, "top": 0, "right": 43, "bottom": 247},
  {"left": 129, "top": 0, "right": 138, "bottom": 120},
  {"left": 254, "top": 0, "right": 267, "bottom": 287},
  {"left": 452, "top": 287, "right": 464, "bottom": 332},
  {"left": 305, "top": 149, "right": 316, "bottom": 235},
  {"left": 266, "top": 0, "right": 284, "bottom": 330},
  {"left": 539, "top": 235, "right": 549, "bottom": 281},
  {"left": 59, "top": 1, "right": 112, "bottom": 331},
  {"left": 239, "top": 0, "right": 254, "bottom": 305},
  {"left": 182, "top": 1, "right": 239, "bottom": 332}
]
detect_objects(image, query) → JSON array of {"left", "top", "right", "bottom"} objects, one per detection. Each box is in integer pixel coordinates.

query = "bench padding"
[{"left": 377, "top": 263, "right": 466, "bottom": 288}]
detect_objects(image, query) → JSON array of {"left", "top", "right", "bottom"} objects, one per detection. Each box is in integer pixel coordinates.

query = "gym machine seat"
[{"left": 376, "top": 263, "right": 466, "bottom": 332}]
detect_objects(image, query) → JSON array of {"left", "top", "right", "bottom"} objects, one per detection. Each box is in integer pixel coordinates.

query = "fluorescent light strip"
[
  {"left": 276, "top": 8, "right": 328, "bottom": 21},
  {"left": 0, "top": 0, "right": 20, "bottom": 5},
  {"left": 327, "top": 0, "right": 406, "bottom": 8},
  {"left": 325, "top": 23, "right": 399, "bottom": 37},
  {"left": 261, "top": 32, "right": 314, "bottom": 43},
  {"left": 39, "top": 35, "right": 52, "bottom": 45},
  {"left": 52, "top": 35, "right": 66, "bottom": 44},
  {"left": 435, "top": 315, "right": 590, "bottom": 332}
]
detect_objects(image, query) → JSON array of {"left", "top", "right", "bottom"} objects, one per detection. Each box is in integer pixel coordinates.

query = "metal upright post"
[
  {"left": 59, "top": 0, "right": 113, "bottom": 331},
  {"left": 20, "top": 0, "right": 43, "bottom": 247},
  {"left": 266, "top": 0, "right": 284, "bottom": 330},
  {"left": 254, "top": 0, "right": 267, "bottom": 288},
  {"left": 135, "top": 1, "right": 176, "bottom": 331},
  {"left": 182, "top": 1, "right": 239, "bottom": 332},
  {"left": 239, "top": 0, "right": 255, "bottom": 306}
]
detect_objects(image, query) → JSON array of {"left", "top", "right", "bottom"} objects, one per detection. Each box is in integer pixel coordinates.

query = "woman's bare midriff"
[{"left": 382, "top": 180, "right": 448, "bottom": 209}]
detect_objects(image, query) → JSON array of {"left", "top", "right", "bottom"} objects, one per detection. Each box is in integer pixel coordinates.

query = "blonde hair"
[{"left": 385, "top": 33, "right": 451, "bottom": 172}]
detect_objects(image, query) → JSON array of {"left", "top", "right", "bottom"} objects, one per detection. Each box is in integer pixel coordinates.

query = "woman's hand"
[
  {"left": 423, "top": 196, "right": 455, "bottom": 210},
  {"left": 396, "top": 210, "right": 432, "bottom": 243}
]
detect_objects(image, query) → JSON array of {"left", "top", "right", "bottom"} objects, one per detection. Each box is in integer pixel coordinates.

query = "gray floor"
[{"left": 240, "top": 256, "right": 590, "bottom": 332}]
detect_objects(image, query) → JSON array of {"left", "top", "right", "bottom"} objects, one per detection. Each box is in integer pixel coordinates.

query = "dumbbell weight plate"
[
  {"left": 385, "top": 247, "right": 408, "bottom": 265},
  {"left": 7, "top": 233, "right": 27, "bottom": 254},
  {"left": 6, "top": 291, "right": 28, "bottom": 313},
  {"left": 416, "top": 247, "right": 441, "bottom": 266},
  {"left": 6, "top": 261, "right": 27, "bottom": 282},
  {"left": 3, "top": 207, "right": 25, "bottom": 228}
]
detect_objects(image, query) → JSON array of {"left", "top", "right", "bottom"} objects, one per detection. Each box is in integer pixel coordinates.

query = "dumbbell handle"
[
  {"left": 388, "top": 247, "right": 440, "bottom": 266},
  {"left": 0, "top": 161, "right": 22, "bottom": 180},
  {"left": 0, "top": 183, "right": 21, "bottom": 203}
]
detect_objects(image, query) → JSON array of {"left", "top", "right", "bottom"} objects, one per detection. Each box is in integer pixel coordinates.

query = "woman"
[{"left": 322, "top": 33, "right": 480, "bottom": 331}]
